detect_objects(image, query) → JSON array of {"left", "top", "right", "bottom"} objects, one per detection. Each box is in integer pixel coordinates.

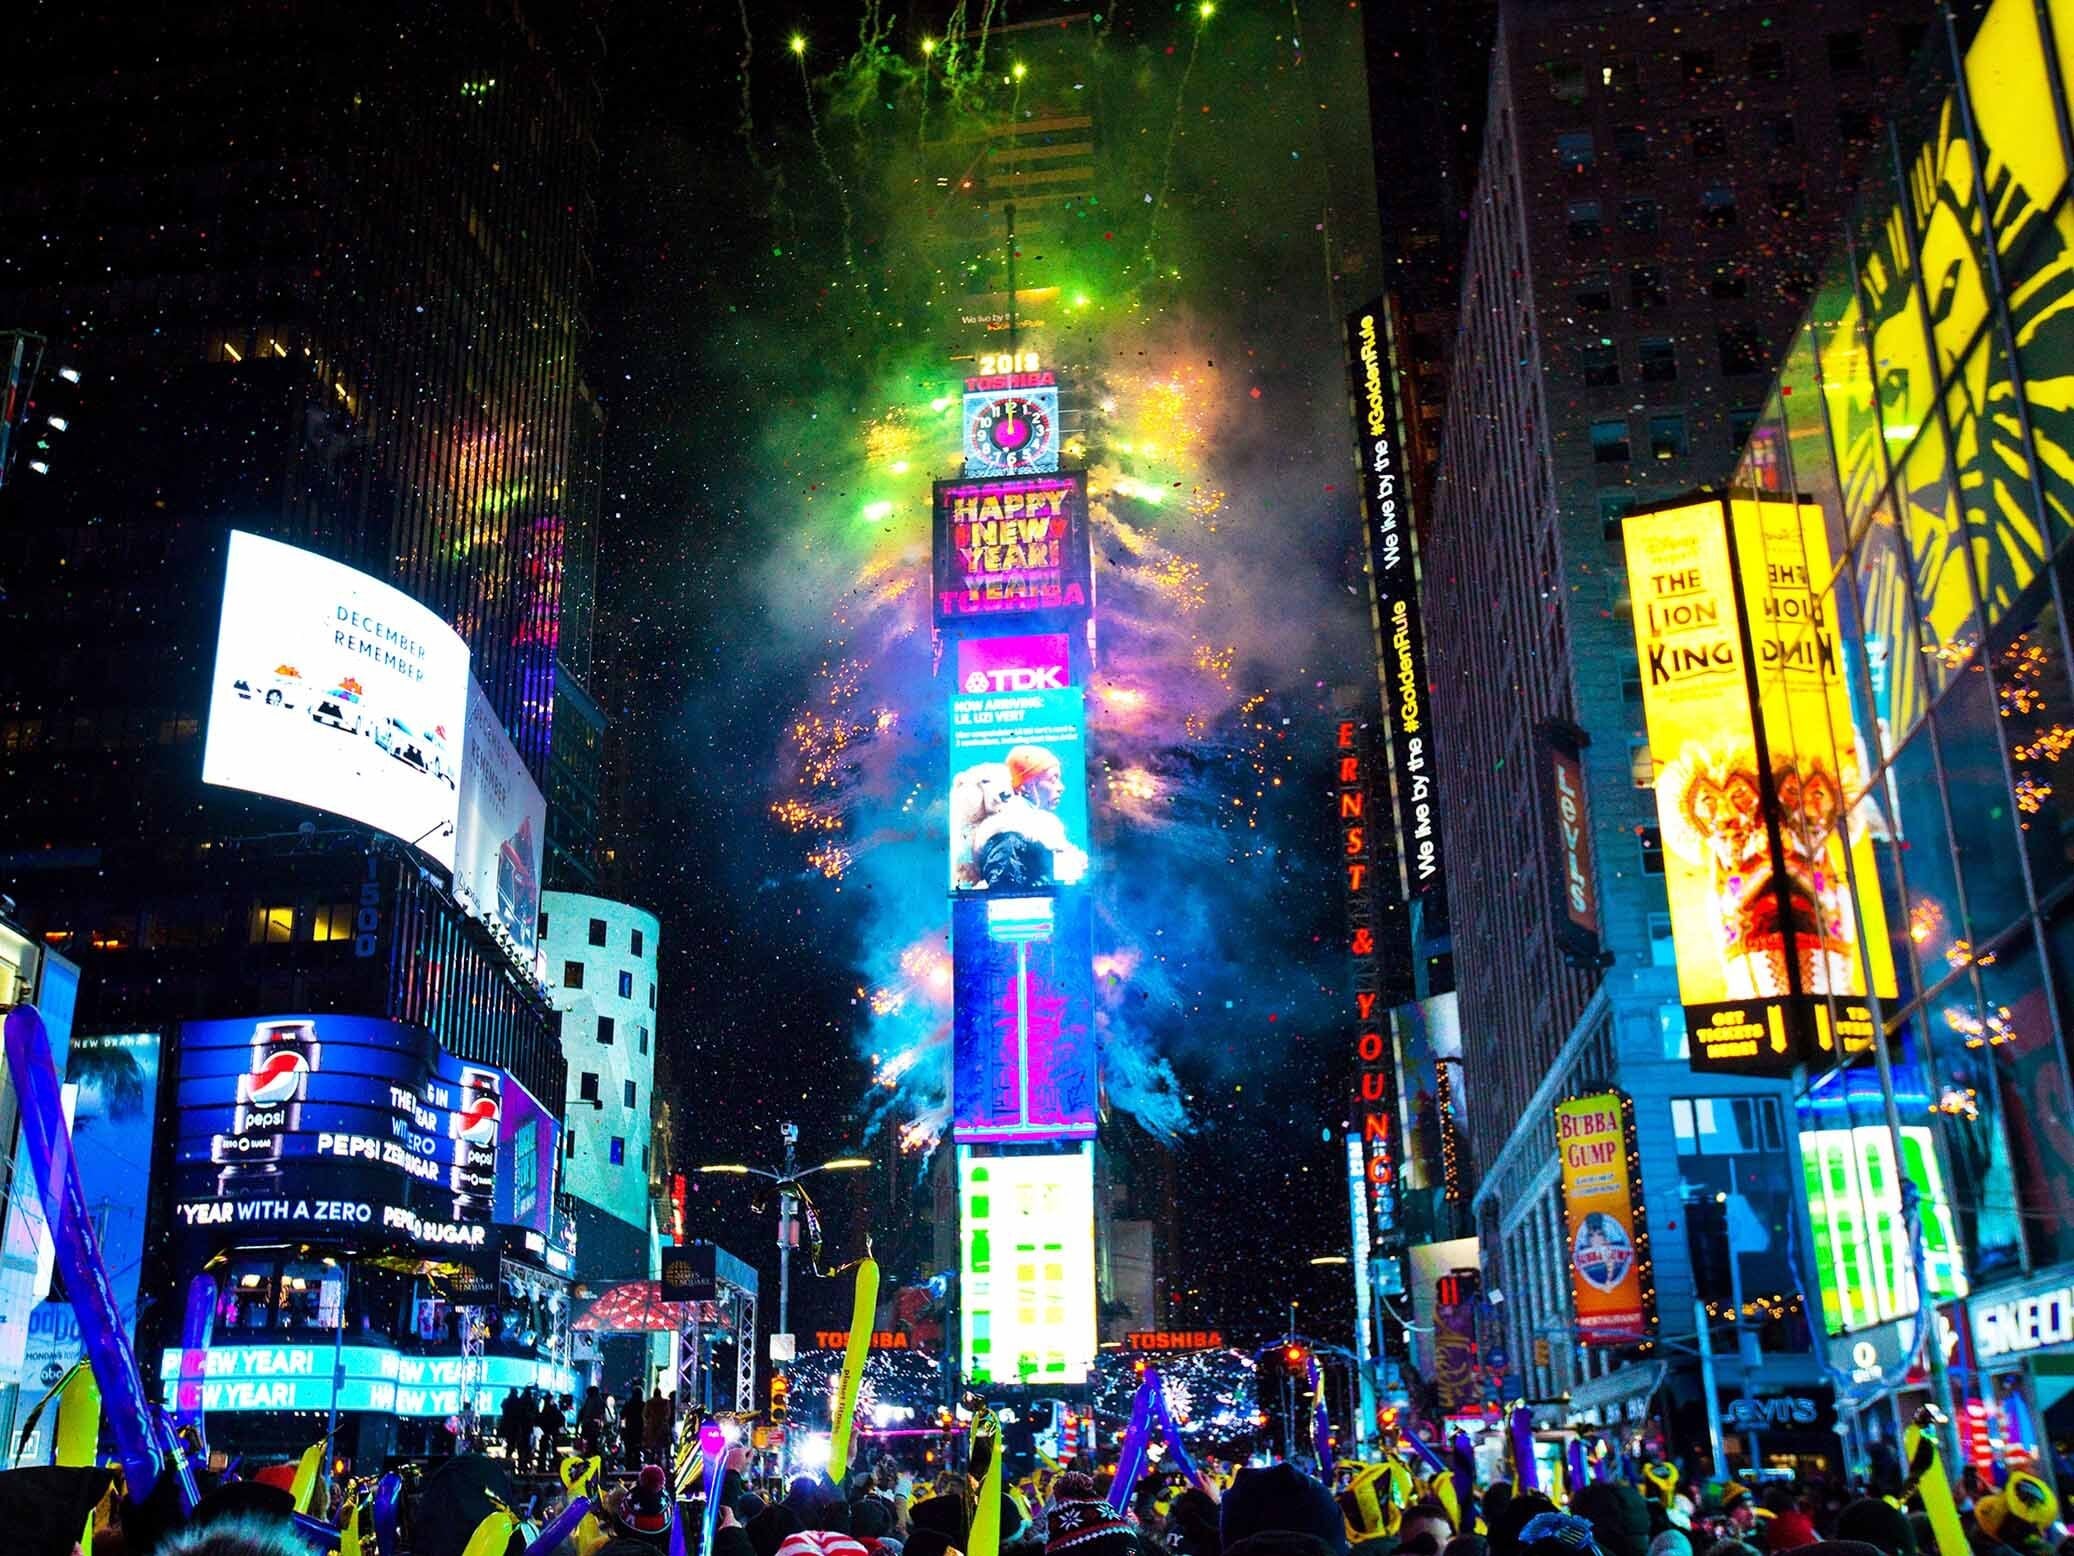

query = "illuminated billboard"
[
  {"left": 1802, "top": 1124, "right": 1968, "bottom": 1335},
  {"left": 958, "top": 1145, "right": 1097, "bottom": 1386},
  {"left": 157, "top": 1343, "right": 575, "bottom": 1417},
  {"left": 1347, "top": 299, "right": 1443, "bottom": 900},
  {"left": 172, "top": 1014, "right": 516, "bottom": 1264},
  {"left": 1534, "top": 721, "right": 1601, "bottom": 965},
  {"left": 949, "top": 637, "right": 1088, "bottom": 894},
  {"left": 952, "top": 894, "right": 1097, "bottom": 1142},
  {"left": 203, "top": 531, "right": 470, "bottom": 867},
  {"left": 1555, "top": 1092, "right": 1655, "bottom": 1346},
  {"left": 932, "top": 473, "right": 1092, "bottom": 627},
  {"left": 453, "top": 678, "right": 547, "bottom": 958},
  {"left": 963, "top": 371, "right": 1060, "bottom": 478},
  {"left": 1622, "top": 496, "right": 1895, "bottom": 1074}
]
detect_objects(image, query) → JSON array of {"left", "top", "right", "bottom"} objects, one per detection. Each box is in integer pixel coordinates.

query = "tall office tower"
[
  {"left": 1423, "top": 0, "right": 1924, "bottom": 1433},
  {"left": 0, "top": 1, "right": 604, "bottom": 1461}
]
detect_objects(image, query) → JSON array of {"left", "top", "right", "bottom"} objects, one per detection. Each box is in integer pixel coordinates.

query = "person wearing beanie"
[
  {"left": 1764, "top": 1510, "right": 1820, "bottom": 1554},
  {"left": 1571, "top": 1484, "right": 1653, "bottom": 1556},
  {"left": 1836, "top": 1499, "right": 1917, "bottom": 1556},
  {"left": 1170, "top": 1487, "right": 1224, "bottom": 1556},
  {"left": 1649, "top": 1531, "right": 1694, "bottom": 1556},
  {"left": 602, "top": 1463, "right": 679, "bottom": 1551},
  {"left": 1490, "top": 1495, "right": 1560, "bottom": 1556},
  {"left": 913, "top": 1485, "right": 975, "bottom": 1549},
  {"left": 158, "top": 1516, "right": 317, "bottom": 1556},
  {"left": 1220, "top": 1465, "right": 1351, "bottom": 1556},
  {"left": 1050, "top": 1498, "right": 1139, "bottom": 1556}
]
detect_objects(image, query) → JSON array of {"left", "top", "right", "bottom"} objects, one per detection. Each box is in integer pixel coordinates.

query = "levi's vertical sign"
[
  {"left": 1535, "top": 721, "right": 1600, "bottom": 964},
  {"left": 1347, "top": 299, "right": 1443, "bottom": 900}
]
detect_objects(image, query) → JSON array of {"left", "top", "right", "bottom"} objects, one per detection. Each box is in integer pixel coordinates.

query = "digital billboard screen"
[
  {"left": 1622, "top": 497, "right": 1894, "bottom": 1074},
  {"left": 453, "top": 677, "right": 547, "bottom": 958},
  {"left": 172, "top": 1014, "right": 507, "bottom": 1264},
  {"left": 1802, "top": 1123, "right": 1968, "bottom": 1335},
  {"left": 958, "top": 1145, "right": 1096, "bottom": 1386},
  {"left": 203, "top": 531, "right": 470, "bottom": 867},
  {"left": 157, "top": 1343, "right": 576, "bottom": 1417},
  {"left": 1555, "top": 1091, "right": 1655, "bottom": 1346},
  {"left": 949, "top": 636, "right": 1087, "bottom": 895},
  {"left": 952, "top": 894, "right": 1097, "bottom": 1142},
  {"left": 932, "top": 474, "right": 1091, "bottom": 627}
]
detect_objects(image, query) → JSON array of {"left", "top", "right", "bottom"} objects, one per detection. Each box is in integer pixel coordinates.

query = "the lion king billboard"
[{"left": 1623, "top": 494, "right": 1897, "bottom": 1075}]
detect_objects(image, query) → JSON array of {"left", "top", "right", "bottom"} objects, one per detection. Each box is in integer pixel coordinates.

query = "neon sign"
[{"left": 1337, "top": 719, "right": 1397, "bottom": 1245}]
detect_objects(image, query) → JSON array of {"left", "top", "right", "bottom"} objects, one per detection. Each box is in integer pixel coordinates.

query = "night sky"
[{"left": 585, "top": 0, "right": 1379, "bottom": 1347}]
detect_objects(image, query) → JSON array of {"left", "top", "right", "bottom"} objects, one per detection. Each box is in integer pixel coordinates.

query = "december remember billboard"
[
  {"left": 949, "top": 635, "right": 1088, "bottom": 894},
  {"left": 203, "top": 531, "right": 470, "bottom": 867}
]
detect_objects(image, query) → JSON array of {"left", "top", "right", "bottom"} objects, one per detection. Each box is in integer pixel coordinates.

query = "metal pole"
[
  {"left": 325, "top": 1260, "right": 350, "bottom": 1496},
  {"left": 1694, "top": 1297, "right": 1728, "bottom": 1479},
  {"left": 1728, "top": 1158, "right": 1760, "bottom": 1471},
  {"left": 1015, "top": 941, "right": 1031, "bottom": 1128}
]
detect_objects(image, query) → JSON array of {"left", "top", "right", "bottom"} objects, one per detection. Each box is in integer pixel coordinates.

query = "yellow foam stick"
[
  {"left": 1904, "top": 1419, "right": 1967, "bottom": 1556},
  {"left": 53, "top": 1362, "right": 101, "bottom": 1468},
  {"left": 290, "top": 1440, "right": 325, "bottom": 1513},
  {"left": 828, "top": 1255, "right": 880, "bottom": 1484},
  {"left": 1643, "top": 1464, "right": 1679, "bottom": 1507},
  {"left": 461, "top": 1508, "right": 522, "bottom": 1556},
  {"left": 1432, "top": 1470, "right": 1461, "bottom": 1531},
  {"left": 969, "top": 1408, "right": 1005, "bottom": 1556},
  {"left": 340, "top": 1494, "right": 363, "bottom": 1556}
]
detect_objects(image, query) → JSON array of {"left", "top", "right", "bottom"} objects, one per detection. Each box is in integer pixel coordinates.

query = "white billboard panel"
[
  {"left": 202, "top": 531, "right": 469, "bottom": 866},
  {"left": 453, "top": 678, "right": 547, "bottom": 957},
  {"left": 958, "top": 1145, "right": 1096, "bottom": 1386}
]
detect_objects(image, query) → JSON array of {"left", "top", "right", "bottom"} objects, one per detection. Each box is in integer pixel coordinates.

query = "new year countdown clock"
[{"left": 962, "top": 384, "right": 1060, "bottom": 476}]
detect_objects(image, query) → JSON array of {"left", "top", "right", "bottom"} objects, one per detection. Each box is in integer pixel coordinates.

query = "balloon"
[
  {"left": 372, "top": 1472, "right": 404, "bottom": 1556},
  {"left": 1108, "top": 1373, "right": 1159, "bottom": 1511},
  {"left": 54, "top": 1362, "right": 101, "bottom": 1469},
  {"left": 526, "top": 1495, "right": 592, "bottom": 1556},
  {"left": 698, "top": 1420, "right": 728, "bottom": 1556},
  {"left": 175, "top": 1274, "right": 217, "bottom": 1450},
  {"left": 828, "top": 1256, "right": 879, "bottom": 1483},
  {"left": 969, "top": 1407, "right": 1004, "bottom": 1556},
  {"left": 1905, "top": 1417, "right": 1967, "bottom": 1556}
]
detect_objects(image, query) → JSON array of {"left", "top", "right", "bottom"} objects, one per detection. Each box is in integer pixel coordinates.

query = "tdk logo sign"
[{"left": 964, "top": 665, "right": 1065, "bottom": 694}]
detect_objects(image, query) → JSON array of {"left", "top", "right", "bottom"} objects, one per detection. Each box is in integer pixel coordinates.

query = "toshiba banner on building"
[
  {"left": 1555, "top": 1092, "right": 1653, "bottom": 1345},
  {"left": 1621, "top": 496, "right": 1894, "bottom": 1075}
]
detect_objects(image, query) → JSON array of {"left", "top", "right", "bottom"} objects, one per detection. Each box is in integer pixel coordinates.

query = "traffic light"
[
  {"left": 1533, "top": 1337, "right": 1551, "bottom": 1368},
  {"left": 770, "top": 1373, "right": 791, "bottom": 1423},
  {"left": 1285, "top": 1343, "right": 1308, "bottom": 1365}
]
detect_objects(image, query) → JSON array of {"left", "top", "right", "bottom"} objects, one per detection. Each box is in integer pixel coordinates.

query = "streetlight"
[{"left": 696, "top": 1121, "right": 871, "bottom": 1361}]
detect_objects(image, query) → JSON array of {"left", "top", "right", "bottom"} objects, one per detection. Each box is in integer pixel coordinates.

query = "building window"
[
  {"left": 598, "top": 1015, "right": 616, "bottom": 1045},
  {"left": 1690, "top": 117, "right": 1726, "bottom": 160},
  {"left": 1639, "top": 337, "right": 1677, "bottom": 383},
  {"left": 1649, "top": 413, "right": 1687, "bottom": 459},
  {"left": 250, "top": 904, "right": 294, "bottom": 944},
  {"left": 625, "top": 1080, "right": 637, "bottom": 1110},
  {"left": 618, "top": 969, "right": 634, "bottom": 998},
  {"left": 1581, "top": 340, "right": 1621, "bottom": 387},
  {"left": 310, "top": 902, "right": 355, "bottom": 942},
  {"left": 1574, "top": 273, "right": 1612, "bottom": 312},
  {"left": 1614, "top": 125, "right": 1649, "bottom": 165},
  {"left": 1763, "top": 114, "right": 1796, "bottom": 150},
  {"left": 610, "top": 1136, "right": 626, "bottom": 1166},
  {"left": 1648, "top": 913, "right": 1676, "bottom": 967},
  {"left": 1630, "top": 266, "right": 1667, "bottom": 309},
  {"left": 1827, "top": 30, "right": 1866, "bottom": 74},
  {"left": 1717, "top": 322, "right": 1765, "bottom": 375},
  {"left": 566, "top": 1128, "right": 578, "bottom": 1157},
  {"left": 1621, "top": 198, "right": 1660, "bottom": 235},
  {"left": 644, "top": 1144, "right": 651, "bottom": 1173},
  {"left": 1730, "top": 406, "right": 1763, "bottom": 448},
  {"left": 1546, "top": 59, "right": 1588, "bottom": 102},
  {"left": 631, "top": 927, "right": 644, "bottom": 957},
  {"left": 1556, "top": 130, "right": 1595, "bottom": 169},
  {"left": 1630, "top": 739, "right": 1654, "bottom": 788},
  {"left": 588, "top": 917, "right": 608, "bottom": 946},
  {"left": 1749, "top": 40, "right": 1785, "bottom": 81},
  {"left": 1679, "top": 49, "right": 1714, "bottom": 83},
  {"left": 1599, "top": 492, "right": 1635, "bottom": 539},
  {"left": 1591, "top": 419, "right": 1630, "bottom": 463},
  {"left": 1711, "top": 264, "right": 1749, "bottom": 301},
  {"left": 1896, "top": 21, "right": 1929, "bottom": 60},
  {"left": 1640, "top": 825, "right": 1666, "bottom": 874},
  {"left": 1839, "top": 106, "right": 1875, "bottom": 142},
  {"left": 649, "top": 984, "right": 656, "bottom": 1010},
  {"left": 1567, "top": 200, "right": 1602, "bottom": 240},
  {"left": 580, "top": 1072, "right": 600, "bottom": 1103},
  {"left": 1768, "top": 181, "right": 1805, "bottom": 222},
  {"left": 639, "top": 1027, "right": 650, "bottom": 1055},
  {"left": 538, "top": 912, "right": 550, "bottom": 940},
  {"left": 563, "top": 960, "right": 584, "bottom": 989},
  {"left": 1701, "top": 186, "right": 1738, "bottom": 226}
]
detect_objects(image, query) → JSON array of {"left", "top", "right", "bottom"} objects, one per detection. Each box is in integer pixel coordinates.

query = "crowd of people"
[
  {"left": 3, "top": 1417, "right": 2068, "bottom": 1556},
  {"left": 497, "top": 1385, "right": 680, "bottom": 1474}
]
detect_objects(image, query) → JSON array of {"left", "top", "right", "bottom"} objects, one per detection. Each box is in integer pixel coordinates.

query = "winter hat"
[
  {"left": 1836, "top": 1500, "right": 1916, "bottom": 1556},
  {"left": 1649, "top": 1531, "right": 1694, "bottom": 1556},
  {"left": 1763, "top": 1512, "right": 1819, "bottom": 1553},
  {"left": 0, "top": 1466, "right": 116, "bottom": 1556},
  {"left": 1571, "top": 1484, "right": 1652, "bottom": 1556},
  {"left": 604, "top": 1463, "right": 678, "bottom": 1545},
  {"left": 780, "top": 1531, "right": 872, "bottom": 1556},
  {"left": 1006, "top": 745, "right": 1063, "bottom": 792},
  {"left": 912, "top": 1487, "right": 973, "bottom": 1546},
  {"left": 1050, "top": 1499, "right": 1136, "bottom": 1556},
  {"left": 1054, "top": 1474, "right": 1101, "bottom": 1505},
  {"left": 1221, "top": 1465, "right": 1350, "bottom": 1556}
]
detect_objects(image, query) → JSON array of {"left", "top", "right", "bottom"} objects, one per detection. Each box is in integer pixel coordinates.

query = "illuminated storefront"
[{"left": 1723, "top": 0, "right": 2074, "bottom": 1487}]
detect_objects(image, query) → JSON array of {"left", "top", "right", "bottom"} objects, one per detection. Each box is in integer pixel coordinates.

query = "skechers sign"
[
  {"left": 174, "top": 1014, "right": 508, "bottom": 1263},
  {"left": 1974, "top": 1280, "right": 2074, "bottom": 1359}
]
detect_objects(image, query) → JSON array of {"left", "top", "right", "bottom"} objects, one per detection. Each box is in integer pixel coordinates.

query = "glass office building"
[{"left": 1725, "top": 0, "right": 2074, "bottom": 1485}]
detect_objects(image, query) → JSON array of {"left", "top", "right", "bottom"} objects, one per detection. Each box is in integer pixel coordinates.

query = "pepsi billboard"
[
  {"left": 171, "top": 1015, "right": 529, "bottom": 1264},
  {"left": 948, "top": 634, "right": 1089, "bottom": 895}
]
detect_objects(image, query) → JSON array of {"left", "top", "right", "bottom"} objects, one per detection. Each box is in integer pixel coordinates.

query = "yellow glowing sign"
[
  {"left": 1623, "top": 496, "right": 1896, "bottom": 1074},
  {"left": 975, "top": 349, "right": 1042, "bottom": 377}
]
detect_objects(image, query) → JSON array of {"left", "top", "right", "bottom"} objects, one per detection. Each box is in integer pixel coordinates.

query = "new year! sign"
[{"left": 932, "top": 474, "right": 1091, "bottom": 626}]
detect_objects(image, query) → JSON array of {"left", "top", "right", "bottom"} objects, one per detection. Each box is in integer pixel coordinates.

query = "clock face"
[{"left": 962, "top": 387, "right": 1059, "bottom": 475}]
